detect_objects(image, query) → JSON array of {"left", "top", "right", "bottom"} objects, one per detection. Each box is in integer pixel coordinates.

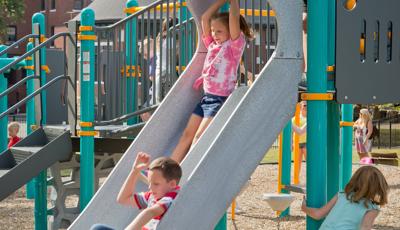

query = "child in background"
[
  {"left": 171, "top": 0, "right": 252, "bottom": 163},
  {"left": 8, "top": 122, "right": 21, "bottom": 148},
  {"left": 302, "top": 166, "right": 388, "bottom": 230}
]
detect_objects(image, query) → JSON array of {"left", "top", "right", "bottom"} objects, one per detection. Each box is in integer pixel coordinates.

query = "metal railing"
[
  {"left": 373, "top": 114, "right": 400, "bottom": 149},
  {"left": 0, "top": 34, "right": 39, "bottom": 56}
]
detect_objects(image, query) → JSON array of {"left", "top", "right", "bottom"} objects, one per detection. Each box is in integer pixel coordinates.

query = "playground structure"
[{"left": 0, "top": 0, "right": 399, "bottom": 230}]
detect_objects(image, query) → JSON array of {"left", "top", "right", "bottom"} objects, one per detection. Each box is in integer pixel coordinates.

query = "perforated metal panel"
[{"left": 336, "top": 0, "right": 400, "bottom": 104}]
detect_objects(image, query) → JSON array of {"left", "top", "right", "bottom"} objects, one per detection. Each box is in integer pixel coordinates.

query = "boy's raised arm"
[
  {"left": 201, "top": 0, "right": 227, "bottom": 37},
  {"left": 229, "top": 0, "right": 241, "bottom": 40},
  {"left": 117, "top": 152, "right": 150, "bottom": 207}
]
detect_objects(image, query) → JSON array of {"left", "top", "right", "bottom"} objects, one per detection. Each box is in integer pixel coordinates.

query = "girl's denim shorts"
[{"left": 193, "top": 93, "right": 228, "bottom": 118}]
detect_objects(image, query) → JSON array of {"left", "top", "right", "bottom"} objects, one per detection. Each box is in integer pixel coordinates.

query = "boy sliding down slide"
[{"left": 91, "top": 152, "right": 182, "bottom": 230}]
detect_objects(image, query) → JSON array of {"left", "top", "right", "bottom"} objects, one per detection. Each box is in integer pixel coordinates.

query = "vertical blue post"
[
  {"left": 32, "top": 13, "right": 48, "bottom": 230},
  {"left": 26, "top": 42, "right": 36, "bottom": 199},
  {"left": 0, "top": 45, "right": 8, "bottom": 153},
  {"left": 214, "top": 4, "right": 230, "bottom": 229},
  {"left": 340, "top": 104, "right": 353, "bottom": 189},
  {"left": 80, "top": 8, "right": 96, "bottom": 210},
  {"left": 307, "top": 0, "right": 328, "bottom": 229},
  {"left": 280, "top": 122, "right": 292, "bottom": 217},
  {"left": 326, "top": 0, "right": 339, "bottom": 200},
  {"left": 125, "top": 0, "right": 139, "bottom": 125},
  {"left": 179, "top": 0, "right": 188, "bottom": 67}
]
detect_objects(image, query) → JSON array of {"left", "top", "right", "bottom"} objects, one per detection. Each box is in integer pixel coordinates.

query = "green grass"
[{"left": 260, "top": 146, "right": 399, "bottom": 164}]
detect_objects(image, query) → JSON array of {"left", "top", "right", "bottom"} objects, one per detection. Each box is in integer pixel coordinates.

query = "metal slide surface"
[
  {"left": 70, "top": 0, "right": 302, "bottom": 229},
  {"left": 0, "top": 128, "right": 72, "bottom": 201}
]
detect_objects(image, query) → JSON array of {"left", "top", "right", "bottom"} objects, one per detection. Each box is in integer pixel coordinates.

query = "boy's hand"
[{"left": 134, "top": 152, "right": 150, "bottom": 171}]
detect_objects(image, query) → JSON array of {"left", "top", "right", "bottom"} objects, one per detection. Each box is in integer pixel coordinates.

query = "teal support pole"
[
  {"left": 0, "top": 45, "right": 8, "bottom": 154},
  {"left": 126, "top": 0, "right": 139, "bottom": 125},
  {"left": 32, "top": 12, "right": 48, "bottom": 230},
  {"left": 340, "top": 104, "right": 353, "bottom": 189},
  {"left": 214, "top": 4, "right": 230, "bottom": 229},
  {"left": 26, "top": 42, "right": 36, "bottom": 200},
  {"left": 326, "top": 0, "right": 340, "bottom": 201},
  {"left": 306, "top": 0, "right": 329, "bottom": 228},
  {"left": 179, "top": 0, "right": 193, "bottom": 66},
  {"left": 80, "top": 8, "right": 96, "bottom": 210},
  {"left": 214, "top": 213, "right": 227, "bottom": 230},
  {"left": 280, "top": 122, "right": 292, "bottom": 217}
]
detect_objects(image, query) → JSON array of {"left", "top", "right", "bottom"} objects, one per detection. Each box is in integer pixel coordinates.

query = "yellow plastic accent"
[
  {"left": 31, "top": 125, "right": 40, "bottom": 131},
  {"left": 41, "top": 65, "right": 51, "bottom": 74},
  {"left": 40, "top": 35, "right": 47, "bottom": 43},
  {"left": 24, "top": 66, "right": 34, "bottom": 70},
  {"left": 78, "top": 35, "right": 97, "bottom": 41},
  {"left": 340, "top": 121, "right": 354, "bottom": 127},
  {"left": 293, "top": 103, "right": 301, "bottom": 185},
  {"left": 122, "top": 65, "right": 141, "bottom": 77},
  {"left": 79, "top": 26, "right": 93, "bottom": 32},
  {"left": 326, "top": 65, "right": 335, "bottom": 72},
  {"left": 176, "top": 66, "right": 186, "bottom": 72},
  {"left": 124, "top": 6, "right": 141, "bottom": 14},
  {"left": 231, "top": 200, "right": 236, "bottom": 220},
  {"left": 25, "top": 56, "right": 33, "bottom": 61},
  {"left": 301, "top": 93, "right": 334, "bottom": 101},
  {"left": 78, "top": 130, "right": 99, "bottom": 137},
  {"left": 239, "top": 9, "right": 275, "bottom": 17},
  {"left": 360, "top": 38, "right": 365, "bottom": 55},
  {"left": 80, "top": 122, "right": 93, "bottom": 127},
  {"left": 28, "top": 38, "right": 35, "bottom": 43}
]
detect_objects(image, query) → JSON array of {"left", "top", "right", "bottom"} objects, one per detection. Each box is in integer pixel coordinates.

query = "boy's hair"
[
  {"left": 344, "top": 166, "right": 389, "bottom": 208},
  {"left": 210, "top": 12, "right": 254, "bottom": 40},
  {"left": 8, "top": 122, "right": 20, "bottom": 132},
  {"left": 149, "top": 157, "right": 182, "bottom": 183}
]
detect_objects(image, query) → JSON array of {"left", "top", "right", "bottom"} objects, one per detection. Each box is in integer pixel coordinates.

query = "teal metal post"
[
  {"left": 306, "top": 0, "right": 329, "bottom": 228},
  {"left": 32, "top": 12, "right": 48, "bottom": 230},
  {"left": 326, "top": 0, "right": 340, "bottom": 201},
  {"left": 280, "top": 122, "right": 292, "bottom": 217},
  {"left": 26, "top": 42, "right": 36, "bottom": 199},
  {"left": 214, "top": 4, "right": 230, "bottom": 230},
  {"left": 0, "top": 46, "right": 8, "bottom": 153},
  {"left": 179, "top": 0, "right": 193, "bottom": 67},
  {"left": 340, "top": 104, "right": 353, "bottom": 189},
  {"left": 125, "top": 0, "right": 139, "bottom": 125},
  {"left": 80, "top": 8, "right": 96, "bottom": 210}
]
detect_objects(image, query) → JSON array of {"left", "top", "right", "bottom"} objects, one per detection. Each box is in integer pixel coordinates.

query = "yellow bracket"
[
  {"left": 80, "top": 122, "right": 93, "bottom": 128},
  {"left": 78, "top": 35, "right": 97, "bottom": 41},
  {"left": 78, "top": 130, "right": 99, "bottom": 137},
  {"left": 124, "top": 6, "right": 142, "bottom": 14},
  {"left": 25, "top": 56, "right": 33, "bottom": 61},
  {"left": 40, "top": 35, "right": 47, "bottom": 43},
  {"left": 176, "top": 66, "right": 186, "bottom": 72},
  {"left": 340, "top": 121, "right": 354, "bottom": 127},
  {"left": 240, "top": 9, "right": 276, "bottom": 17},
  {"left": 31, "top": 125, "right": 40, "bottom": 131},
  {"left": 301, "top": 93, "right": 334, "bottom": 101},
  {"left": 327, "top": 65, "right": 335, "bottom": 73},
  {"left": 79, "top": 26, "right": 93, "bottom": 32},
  {"left": 125, "top": 2, "right": 186, "bottom": 14},
  {"left": 24, "top": 66, "right": 34, "bottom": 70},
  {"left": 122, "top": 65, "right": 141, "bottom": 77},
  {"left": 41, "top": 65, "right": 51, "bottom": 74}
]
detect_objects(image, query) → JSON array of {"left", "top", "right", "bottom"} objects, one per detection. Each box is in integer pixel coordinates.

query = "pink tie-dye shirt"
[{"left": 201, "top": 33, "right": 246, "bottom": 97}]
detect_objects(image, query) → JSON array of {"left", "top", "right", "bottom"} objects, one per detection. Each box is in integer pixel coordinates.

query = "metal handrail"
[
  {"left": 94, "top": 105, "right": 158, "bottom": 126},
  {"left": 0, "top": 75, "right": 68, "bottom": 120},
  {"left": 0, "top": 75, "right": 38, "bottom": 99},
  {"left": 95, "top": 0, "right": 169, "bottom": 31},
  {"left": 0, "top": 34, "right": 39, "bottom": 56},
  {"left": 0, "top": 32, "right": 75, "bottom": 75}
]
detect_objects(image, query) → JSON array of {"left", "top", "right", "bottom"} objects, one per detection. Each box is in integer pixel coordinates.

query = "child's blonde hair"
[
  {"left": 8, "top": 122, "right": 20, "bottom": 132},
  {"left": 344, "top": 166, "right": 389, "bottom": 208},
  {"left": 210, "top": 12, "right": 254, "bottom": 40}
]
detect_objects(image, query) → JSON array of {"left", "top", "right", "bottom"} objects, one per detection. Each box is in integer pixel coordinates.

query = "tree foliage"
[{"left": 0, "top": 0, "right": 25, "bottom": 43}]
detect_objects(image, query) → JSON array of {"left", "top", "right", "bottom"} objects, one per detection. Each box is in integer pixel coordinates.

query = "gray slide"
[
  {"left": 70, "top": 0, "right": 302, "bottom": 229},
  {"left": 0, "top": 127, "right": 72, "bottom": 201}
]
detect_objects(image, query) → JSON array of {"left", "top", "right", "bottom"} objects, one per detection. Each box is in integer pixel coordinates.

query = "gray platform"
[{"left": 69, "top": 0, "right": 302, "bottom": 229}]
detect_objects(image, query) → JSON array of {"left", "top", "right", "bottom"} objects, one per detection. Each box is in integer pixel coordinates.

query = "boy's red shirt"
[{"left": 8, "top": 136, "right": 21, "bottom": 148}]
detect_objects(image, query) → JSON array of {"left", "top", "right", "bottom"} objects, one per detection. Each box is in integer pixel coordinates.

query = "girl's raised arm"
[
  {"left": 229, "top": 0, "right": 241, "bottom": 40},
  {"left": 201, "top": 0, "right": 227, "bottom": 37}
]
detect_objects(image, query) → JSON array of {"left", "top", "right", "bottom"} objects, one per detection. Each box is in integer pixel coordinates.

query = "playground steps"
[
  {"left": 371, "top": 152, "right": 399, "bottom": 166},
  {"left": 0, "top": 127, "right": 72, "bottom": 201}
]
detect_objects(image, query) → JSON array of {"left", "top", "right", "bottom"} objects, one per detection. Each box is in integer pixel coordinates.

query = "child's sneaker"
[{"left": 360, "top": 157, "right": 373, "bottom": 165}]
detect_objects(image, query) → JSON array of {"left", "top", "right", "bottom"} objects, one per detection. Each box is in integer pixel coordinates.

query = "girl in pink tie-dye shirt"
[{"left": 171, "top": 0, "right": 253, "bottom": 163}]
